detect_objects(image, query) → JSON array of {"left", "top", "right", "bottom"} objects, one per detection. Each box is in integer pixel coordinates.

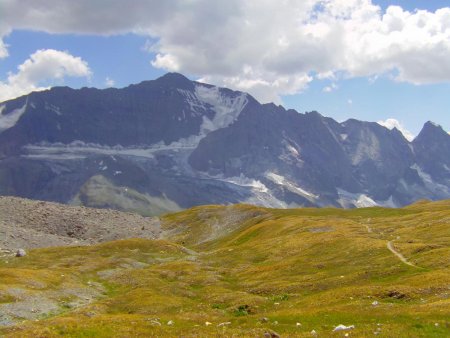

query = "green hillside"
[{"left": 1, "top": 200, "right": 449, "bottom": 337}]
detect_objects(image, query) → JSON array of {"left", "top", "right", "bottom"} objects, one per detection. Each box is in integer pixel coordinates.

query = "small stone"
[
  {"left": 167, "top": 320, "right": 174, "bottom": 325},
  {"left": 149, "top": 320, "right": 161, "bottom": 326},
  {"left": 264, "top": 331, "right": 280, "bottom": 338},
  {"left": 272, "top": 320, "right": 278, "bottom": 325},
  {"left": 205, "top": 321, "right": 212, "bottom": 326},
  {"left": 260, "top": 317, "right": 269, "bottom": 323},
  {"left": 434, "top": 323, "right": 439, "bottom": 327},
  {"left": 16, "top": 249, "right": 26, "bottom": 257},
  {"left": 296, "top": 322, "right": 302, "bottom": 327},
  {"left": 217, "top": 322, "right": 231, "bottom": 327},
  {"left": 372, "top": 301, "right": 379, "bottom": 306},
  {"left": 311, "top": 329, "right": 317, "bottom": 336}
]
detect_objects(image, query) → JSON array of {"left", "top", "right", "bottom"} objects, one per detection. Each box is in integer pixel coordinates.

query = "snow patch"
[
  {"left": 195, "top": 85, "right": 248, "bottom": 135},
  {"left": 286, "top": 144, "right": 299, "bottom": 157},
  {"left": 0, "top": 101, "right": 27, "bottom": 132},
  {"left": 202, "top": 172, "right": 268, "bottom": 193},
  {"left": 176, "top": 89, "right": 204, "bottom": 115},
  {"left": 377, "top": 118, "right": 414, "bottom": 141},
  {"left": 356, "top": 195, "right": 378, "bottom": 208},
  {"left": 411, "top": 164, "right": 450, "bottom": 194},
  {"left": 198, "top": 172, "right": 292, "bottom": 208},
  {"left": 411, "top": 164, "right": 433, "bottom": 184},
  {"left": 218, "top": 174, "right": 268, "bottom": 193},
  {"left": 22, "top": 141, "right": 162, "bottom": 160},
  {"left": 171, "top": 85, "right": 248, "bottom": 148},
  {"left": 163, "top": 134, "right": 204, "bottom": 150},
  {"left": 337, "top": 189, "right": 378, "bottom": 208},
  {"left": 340, "top": 133, "right": 348, "bottom": 141},
  {"left": 45, "top": 102, "right": 62, "bottom": 115},
  {"left": 244, "top": 192, "right": 294, "bottom": 209},
  {"left": 378, "top": 195, "right": 397, "bottom": 208},
  {"left": 429, "top": 121, "right": 440, "bottom": 127},
  {"left": 266, "top": 172, "right": 317, "bottom": 201}
]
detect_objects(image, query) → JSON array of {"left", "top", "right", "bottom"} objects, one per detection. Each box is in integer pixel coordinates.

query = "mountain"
[
  {"left": 0, "top": 73, "right": 449, "bottom": 214},
  {"left": 1, "top": 197, "right": 450, "bottom": 336}
]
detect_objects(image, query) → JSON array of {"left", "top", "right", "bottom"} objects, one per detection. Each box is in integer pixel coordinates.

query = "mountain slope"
[
  {"left": 0, "top": 73, "right": 449, "bottom": 213},
  {"left": 0, "top": 198, "right": 449, "bottom": 337}
]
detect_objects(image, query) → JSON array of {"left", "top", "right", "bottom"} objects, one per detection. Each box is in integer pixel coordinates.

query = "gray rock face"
[{"left": 0, "top": 73, "right": 449, "bottom": 213}]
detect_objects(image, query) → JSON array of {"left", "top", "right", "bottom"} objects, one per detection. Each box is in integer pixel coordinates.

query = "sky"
[{"left": 0, "top": 1, "right": 449, "bottom": 139}]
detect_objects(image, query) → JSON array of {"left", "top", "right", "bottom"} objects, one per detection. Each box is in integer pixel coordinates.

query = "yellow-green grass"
[{"left": 1, "top": 201, "right": 449, "bottom": 337}]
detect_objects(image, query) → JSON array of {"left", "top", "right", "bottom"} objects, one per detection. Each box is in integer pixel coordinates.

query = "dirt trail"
[
  {"left": 360, "top": 219, "right": 415, "bottom": 267},
  {"left": 361, "top": 218, "right": 372, "bottom": 233},
  {"left": 387, "top": 241, "right": 416, "bottom": 267}
]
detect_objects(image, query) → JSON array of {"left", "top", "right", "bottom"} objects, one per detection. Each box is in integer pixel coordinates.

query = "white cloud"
[
  {"left": 105, "top": 77, "right": 115, "bottom": 87},
  {"left": 199, "top": 69, "right": 313, "bottom": 104},
  {"left": 0, "top": 40, "right": 8, "bottom": 59},
  {"left": 377, "top": 118, "right": 415, "bottom": 141},
  {"left": 323, "top": 83, "right": 338, "bottom": 92},
  {"left": 0, "top": 26, "right": 10, "bottom": 59},
  {"left": 0, "top": 49, "right": 91, "bottom": 102},
  {"left": 1, "top": 1, "right": 450, "bottom": 102}
]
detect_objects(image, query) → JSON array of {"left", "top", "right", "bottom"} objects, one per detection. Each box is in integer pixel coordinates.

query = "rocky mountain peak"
[
  {"left": 415, "top": 121, "right": 449, "bottom": 142},
  {"left": 0, "top": 74, "right": 448, "bottom": 213}
]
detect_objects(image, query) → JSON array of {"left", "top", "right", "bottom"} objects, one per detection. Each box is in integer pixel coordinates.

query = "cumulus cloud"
[
  {"left": 377, "top": 118, "right": 415, "bottom": 141},
  {"left": 0, "top": 49, "right": 91, "bottom": 102},
  {"left": 1, "top": 1, "right": 450, "bottom": 102},
  {"left": 323, "top": 83, "right": 338, "bottom": 93},
  {"left": 0, "top": 40, "right": 8, "bottom": 59},
  {"left": 105, "top": 77, "right": 115, "bottom": 87}
]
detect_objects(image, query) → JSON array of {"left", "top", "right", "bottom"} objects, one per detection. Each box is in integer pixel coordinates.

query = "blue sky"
[{"left": 0, "top": 0, "right": 449, "bottom": 138}]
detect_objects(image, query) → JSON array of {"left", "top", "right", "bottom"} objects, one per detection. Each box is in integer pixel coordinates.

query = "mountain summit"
[{"left": 0, "top": 73, "right": 449, "bottom": 214}]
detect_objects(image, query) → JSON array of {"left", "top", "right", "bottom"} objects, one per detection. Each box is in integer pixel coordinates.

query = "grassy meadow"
[{"left": 0, "top": 200, "right": 449, "bottom": 337}]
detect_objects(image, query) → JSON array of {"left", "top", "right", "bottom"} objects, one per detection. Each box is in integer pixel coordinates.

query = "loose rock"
[
  {"left": 217, "top": 322, "right": 231, "bottom": 327},
  {"left": 16, "top": 249, "right": 26, "bottom": 257},
  {"left": 333, "top": 324, "right": 355, "bottom": 331},
  {"left": 264, "top": 331, "right": 280, "bottom": 338}
]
